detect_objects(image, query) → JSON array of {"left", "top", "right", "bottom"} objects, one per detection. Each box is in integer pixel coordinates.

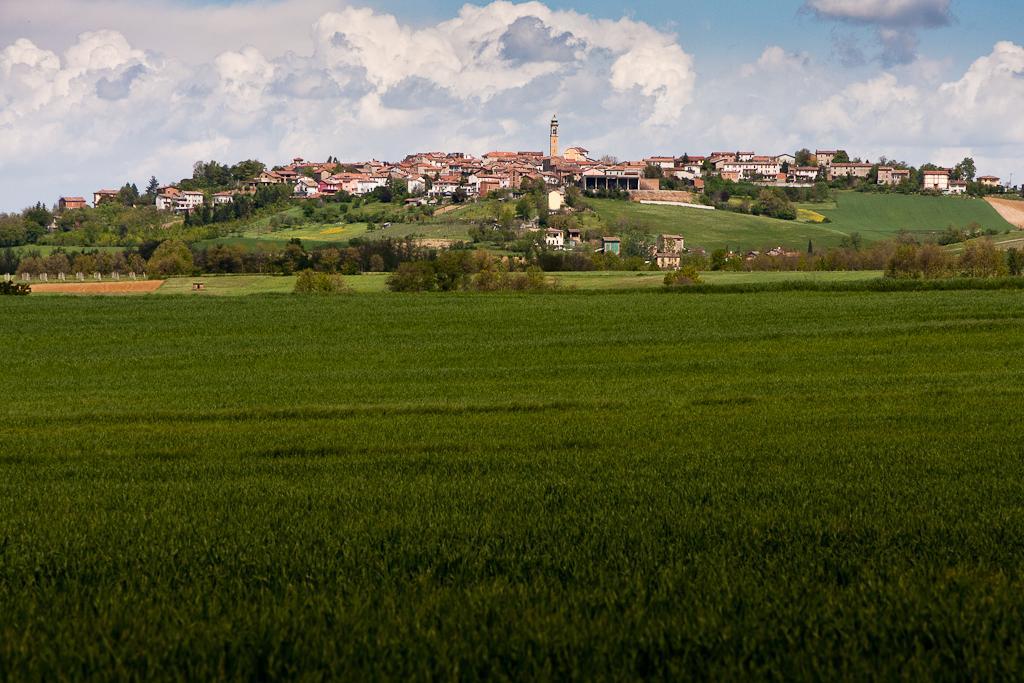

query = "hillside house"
[
  {"left": 180, "top": 191, "right": 205, "bottom": 210},
  {"left": 877, "top": 167, "right": 911, "bottom": 186},
  {"left": 658, "top": 234, "right": 685, "bottom": 254},
  {"left": 545, "top": 228, "right": 565, "bottom": 249},
  {"left": 786, "top": 166, "right": 819, "bottom": 183},
  {"left": 564, "top": 147, "right": 590, "bottom": 162},
  {"left": 829, "top": 163, "right": 872, "bottom": 181},
  {"left": 548, "top": 190, "right": 564, "bottom": 212},
  {"left": 656, "top": 253, "right": 682, "bottom": 270},
  {"left": 815, "top": 150, "right": 838, "bottom": 167},
  {"left": 212, "top": 191, "right": 234, "bottom": 205},
  {"left": 776, "top": 153, "right": 797, "bottom": 166},
  {"left": 644, "top": 157, "right": 676, "bottom": 170},
  {"left": 294, "top": 177, "right": 319, "bottom": 197},
  {"left": 922, "top": 169, "right": 951, "bottom": 192},
  {"left": 567, "top": 228, "right": 582, "bottom": 246},
  {"left": 93, "top": 189, "right": 119, "bottom": 207},
  {"left": 58, "top": 197, "right": 87, "bottom": 211}
]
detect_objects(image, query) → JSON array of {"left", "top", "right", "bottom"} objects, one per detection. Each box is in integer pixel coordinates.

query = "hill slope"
[
  {"left": 586, "top": 198, "right": 848, "bottom": 252},
  {"left": 805, "top": 192, "right": 1015, "bottom": 242}
]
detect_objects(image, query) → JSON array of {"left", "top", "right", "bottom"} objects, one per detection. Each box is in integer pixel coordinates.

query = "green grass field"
[
  {"left": 587, "top": 198, "right": 849, "bottom": 251},
  {"left": 587, "top": 192, "right": 1017, "bottom": 252},
  {"left": 149, "top": 271, "right": 884, "bottom": 295},
  {"left": 4, "top": 291, "right": 1024, "bottom": 678},
  {"left": 802, "top": 192, "right": 1015, "bottom": 242},
  {"left": 155, "top": 273, "right": 389, "bottom": 294}
]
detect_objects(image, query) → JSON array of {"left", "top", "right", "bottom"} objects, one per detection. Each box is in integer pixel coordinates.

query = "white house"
[
  {"left": 545, "top": 228, "right": 565, "bottom": 248},
  {"left": 548, "top": 190, "right": 564, "bottom": 212},
  {"left": 293, "top": 177, "right": 319, "bottom": 197},
  {"left": 178, "top": 191, "right": 205, "bottom": 211},
  {"left": 948, "top": 180, "right": 968, "bottom": 195},
  {"left": 922, "top": 169, "right": 951, "bottom": 192},
  {"left": 212, "top": 191, "right": 234, "bottom": 205}
]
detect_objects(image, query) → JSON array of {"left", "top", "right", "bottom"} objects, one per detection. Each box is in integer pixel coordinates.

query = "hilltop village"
[
  {"left": 60, "top": 116, "right": 1008, "bottom": 215},
  {"left": 2, "top": 115, "right": 1019, "bottom": 288}
]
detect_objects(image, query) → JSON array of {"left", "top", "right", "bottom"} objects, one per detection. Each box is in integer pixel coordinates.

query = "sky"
[{"left": 1, "top": 0, "right": 1022, "bottom": 210}]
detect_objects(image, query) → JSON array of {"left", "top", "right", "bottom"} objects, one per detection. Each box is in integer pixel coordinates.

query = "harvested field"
[
  {"left": 986, "top": 197, "right": 1024, "bottom": 229},
  {"left": 629, "top": 189, "right": 695, "bottom": 203},
  {"left": 28, "top": 280, "right": 164, "bottom": 294}
]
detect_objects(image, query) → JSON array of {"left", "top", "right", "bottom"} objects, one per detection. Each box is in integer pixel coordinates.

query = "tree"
[
  {"left": 832, "top": 150, "right": 851, "bottom": 164},
  {"left": 954, "top": 157, "right": 977, "bottom": 183},
  {"left": 515, "top": 196, "right": 535, "bottom": 221},
  {"left": 146, "top": 239, "right": 194, "bottom": 276},
  {"left": 118, "top": 183, "right": 140, "bottom": 207},
  {"left": 145, "top": 176, "right": 160, "bottom": 198},
  {"left": 230, "top": 159, "right": 266, "bottom": 181},
  {"left": 643, "top": 164, "right": 663, "bottom": 179},
  {"left": 795, "top": 149, "right": 813, "bottom": 167},
  {"left": 1007, "top": 248, "right": 1023, "bottom": 276}
]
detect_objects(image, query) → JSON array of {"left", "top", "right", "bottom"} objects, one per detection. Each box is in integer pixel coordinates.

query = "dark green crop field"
[{"left": 3, "top": 291, "right": 1024, "bottom": 679}]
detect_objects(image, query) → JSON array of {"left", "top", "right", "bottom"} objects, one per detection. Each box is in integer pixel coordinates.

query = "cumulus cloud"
[
  {"left": 740, "top": 46, "right": 811, "bottom": 77},
  {"left": 804, "top": 0, "right": 952, "bottom": 65},
  {"left": 0, "top": 1, "right": 702, "bottom": 209},
  {"left": 0, "top": 0, "right": 1021, "bottom": 210}
]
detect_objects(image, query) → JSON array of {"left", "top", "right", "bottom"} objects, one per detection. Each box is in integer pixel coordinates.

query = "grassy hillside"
[
  {"left": 586, "top": 192, "right": 1018, "bottom": 252},
  {"left": 587, "top": 198, "right": 849, "bottom": 251},
  {"left": 802, "top": 192, "right": 1016, "bottom": 242},
  {"left": 4, "top": 291, "right": 1024, "bottom": 678}
]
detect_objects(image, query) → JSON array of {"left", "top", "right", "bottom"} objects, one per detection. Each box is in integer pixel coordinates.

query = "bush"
[
  {"left": 0, "top": 280, "right": 30, "bottom": 295},
  {"left": 471, "top": 267, "right": 557, "bottom": 292},
  {"left": 146, "top": 239, "right": 194, "bottom": 276},
  {"left": 387, "top": 262, "right": 438, "bottom": 292},
  {"left": 293, "top": 269, "right": 350, "bottom": 294},
  {"left": 663, "top": 265, "right": 702, "bottom": 287}
]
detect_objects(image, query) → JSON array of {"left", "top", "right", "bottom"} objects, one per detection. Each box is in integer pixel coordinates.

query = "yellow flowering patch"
[{"left": 797, "top": 208, "right": 828, "bottom": 223}]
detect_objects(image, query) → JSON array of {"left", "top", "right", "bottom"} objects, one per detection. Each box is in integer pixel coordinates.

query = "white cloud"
[
  {"left": 0, "top": 1, "right": 1021, "bottom": 210},
  {"left": 740, "top": 46, "right": 811, "bottom": 77}
]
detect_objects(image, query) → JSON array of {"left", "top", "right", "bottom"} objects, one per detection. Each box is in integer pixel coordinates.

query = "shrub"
[
  {"left": 293, "top": 269, "right": 350, "bottom": 294},
  {"left": 146, "top": 239, "right": 194, "bottom": 276},
  {"left": 387, "top": 262, "right": 437, "bottom": 292},
  {"left": 663, "top": 265, "right": 703, "bottom": 287},
  {"left": 0, "top": 280, "right": 30, "bottom": 295}
]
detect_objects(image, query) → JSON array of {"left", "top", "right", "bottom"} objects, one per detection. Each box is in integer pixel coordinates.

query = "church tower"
[{"left": 549, "top": 114, "right": 559, "bottom": 158}]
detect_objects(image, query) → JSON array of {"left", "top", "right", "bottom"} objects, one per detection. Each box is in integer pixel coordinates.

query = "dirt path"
[
  {"left": 986, "top": 197, "right": 1024, "bottom": 229},
  {"left": 29, "top": 280, "right": 165, "bottom": 294}
]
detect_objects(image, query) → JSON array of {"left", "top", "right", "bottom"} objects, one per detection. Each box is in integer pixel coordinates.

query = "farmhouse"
[
  {"left": 948, "top": 180, "right": 968, "bottom": 195},
  {"left": 979, "top": 176, "right": 1000, "bottom": 187},
  {"left": 658, "top": 234, "right": 685, "bottom": 254},
  {"left": 563, "top": 147, "right": 590, "bottom": 162},
  {"left": 602, "top": 236, "right": 621, "bottom": 255},
  {"left": 656, "top": 252, "right": 682, "bottom": 270},
  {"left": 548, "top": 190, "right": 564, "bottom": 212},
  {"left": 922, "top": 169, "right": 951, "bottom": 192},
  {"left": 545, "top": 228, "right": 565, "bottom": 249},
  {"left": 58, "top": 197, "right": 87, "bottom": 211},
  {"left": 815, "top": 150, "right": 839, "bottom": 167},
  {"left": 829, "top": 163, "right": 872, "bottom": 181},
  {"left": 877, "top": 167, "right": 911, "bottom": 186},
  {"left": 93, "top": 189, "right": 119, "bottom": 207}
]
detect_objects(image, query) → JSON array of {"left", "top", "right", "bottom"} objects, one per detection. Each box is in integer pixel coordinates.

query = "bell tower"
[{"left": 549, "top": 114, "right": 559, "bottom": 158}]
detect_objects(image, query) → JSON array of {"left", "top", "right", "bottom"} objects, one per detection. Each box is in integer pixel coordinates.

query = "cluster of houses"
[{"left": 57, "top": 116, "right": 1007, "bottom": 214}]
